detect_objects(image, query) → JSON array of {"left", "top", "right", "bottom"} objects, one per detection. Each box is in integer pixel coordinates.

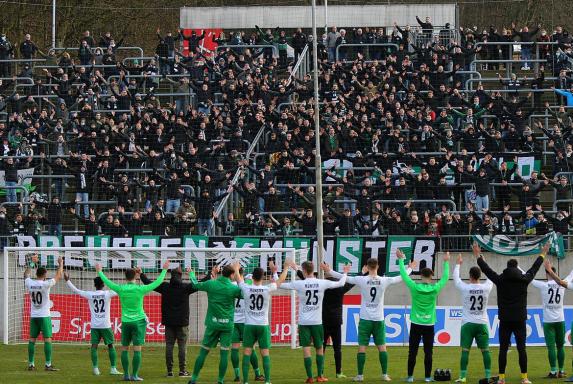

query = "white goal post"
[{"left": 2, "top": 247, "right": 305, "bottom": 349}]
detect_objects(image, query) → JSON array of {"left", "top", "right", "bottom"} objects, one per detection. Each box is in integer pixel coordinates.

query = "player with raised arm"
[
  {"left": 532, "top": 259, "right": 572, "bottom": 378},
  {"left": 188, "top": 264, "right": 243, "bottom": 384},
  {"left": 64, "top": 272, "right": 122, "bottom": 376},
  {"left": 398, "top": 248, "right": 450, "bottom": 383},
  {"left": 24, "top": 253, "right": 63, "bottom": 371},
  {"left": 477, "top": 241, "right": 547, "bottom": 384},
  {"left": 96, "top": 260, "right": 170, "bottom": 382},
  {"left": 235, "top": 261, "right": 289, "bottom": 384},
  {"left": 278, "top": 259, "right": 349, "bottom": 383},
  {"left": 453, "top": 244, "right": 494, "bottom": 383},
  {"left": 543, "top": 258, "right": 573, "bottom": 381},
  {"left": 324, "top": 257, "right": 415, "bottom": 382},
  {"left": 231, "top": 267, "right": 264, "bottom": 382}
]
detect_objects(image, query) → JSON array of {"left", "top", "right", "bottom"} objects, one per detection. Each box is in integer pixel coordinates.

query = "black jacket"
[
  {"left": 477, "top": 255, "right": 543, "bottom": 321},
  {"left": 322, "top": 281, "right": 354, "bottom": 326},
  {"left": 140, "top": 271, "right": 210, "bottom": 327}
]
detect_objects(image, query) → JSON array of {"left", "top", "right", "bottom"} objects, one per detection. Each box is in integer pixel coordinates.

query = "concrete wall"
[{"left": 180, "top": 5, "right": 457, "bottom": 29}]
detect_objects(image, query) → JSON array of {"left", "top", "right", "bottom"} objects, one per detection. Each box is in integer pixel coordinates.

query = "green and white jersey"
[
  {"left": 330, "top": 269, "right": 410, "bottom": 321},
  {"left": 232, "top": 281, "right": 246, "bottom": 324},
  {"left": 239, "top": 282, "right": 277, "bottom": 326},
  {"left": 66, "top": 280, "right": 117, "bottom": 329},
  {"left": 453, "top": 265, "right": 493, "bottom": 325},
  {"left": 25, "top": 277, "right": 56, "bottom": 318},
  {"left": 532, "top": 280, "right": 570, "bottom": 323},
  {"left": 280, "top": 275, "right": 347, "bottom": 325}
]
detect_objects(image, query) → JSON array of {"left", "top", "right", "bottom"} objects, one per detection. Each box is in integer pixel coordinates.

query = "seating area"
[{"left": 0, "top": 21, "right": 573, "bottom": 249}]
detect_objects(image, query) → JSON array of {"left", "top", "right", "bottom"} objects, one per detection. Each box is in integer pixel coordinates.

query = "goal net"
[{"left": 2, "top": 247, "right": 306, "bottom": 348}]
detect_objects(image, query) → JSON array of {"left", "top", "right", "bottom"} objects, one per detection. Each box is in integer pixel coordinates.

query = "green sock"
[
  {"left": 219, "top": 349, "right": 230, "bottom": 383},
  {"left": 108, "top": 346, "right": 117, "bottom": 368},
  {"left": 262, "top": 355, "right": 271, "bottom": 382},
  {"left": 251, "top": 350, "right": 260, "bottom": 376},
  {"left": 242, "top": 354, "right": 251, "bottom": 383},
  {"left": 231, "top": 348, "right": 240, "bottom": 377},
  {"left": 379, "top": 351, "right": 388, "bottom": 375},
  {"left": 91, "top": 347, "right": 98, "bottom": 368},
  {"left": 460, "top": 350, "right": 469, "bottom": 379},
  {"left": 357, "top": 352, "right": 366, "bottom": 376},
  {"left": 28, "top": 341, "right": 35, "bottom": 365},
  {"left": 482, "top": 349, "right": 492, "bottom": 379},
  {"left": 44, "top": 342, "right": 53, "bottom": 366},
  {"left": 132, "top": 351, "right": 142, "bottom": 378},
  {"left": 121, "top": 350, "right": 129, "bottom": 375},
  {"left": 548, "top": 345, "right": 557, "bottom": 372},
  {"left": 316, "top": 354, "right": 325, "bottom": 377},
  {"left": 304, "top": 357, "right": 313, "bottom": 379},
  {"left": 192, "top": 348, "right": 209, "bottom": 381},
  {"left": 558, "top": 345, "right": 565, "bottom": 371}
]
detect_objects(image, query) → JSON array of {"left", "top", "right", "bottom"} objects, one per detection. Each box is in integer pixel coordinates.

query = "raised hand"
[
  {"left": 541, "top": 240, "right": 551, "bottom": 255},
  {"left": 95, "top": 263, "right": 102, "bottom": 272},
  {"left": 408, "top": 260, "right": 417, "bottom": 270},
  {"left": 443, "top": 252, "right": 451, "bottom": 262},
  {"left": 269, "top": 260, "right": 278, "bottom": 274},
  {"left": 396, "top": 248, "right": 405, "bottom": 259},
  {"left": 320, "top": 262, "right": 332, "bottom": 273},
  {"left": 472, "top": 242, "right": 481, "bottom": 257},
  {"left": 457, "top": 253, "right": 463, "bottom": 265},
  {"left": 343, "top": 263, "right": 351, "bottom": 274},
  {"left": 64, "top": 272, "right": 70, "bottom": 281},
  {"left": 162, "top": 260, "right": 171, "bottom": 270}
]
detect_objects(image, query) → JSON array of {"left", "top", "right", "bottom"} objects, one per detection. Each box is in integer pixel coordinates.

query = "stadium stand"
[{"left": 0, "top": 21, "right": 573, "bottom": 251}]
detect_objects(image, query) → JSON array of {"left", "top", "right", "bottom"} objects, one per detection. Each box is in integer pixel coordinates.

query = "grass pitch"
[{"left": 0, "top": 344, "right": 565, "bottom": 383}]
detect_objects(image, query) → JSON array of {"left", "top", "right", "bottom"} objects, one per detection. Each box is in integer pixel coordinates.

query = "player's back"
[
  {"left": 202, "top": 277, "right": 242, "bottom": 329},
  {"left": 458, "top": 281, "right": 493, "bottom": 325},
  {"left": 86, "top": 289, "right": 114, "bottom": 329},
  {"left": 532, "top": 279, "right": 566, "bottom": 323},
  {"left": 114, "top": 282, "right": 148, "bottom": 322},
  {"left": 240, "top": 282, "right": 277, "bottom": 326},
  {"left": 356, "top": 275, "right": 389, "bottom": 321},
  {"left": 25, "top": 278, "right": 55, "bottom": 317}
]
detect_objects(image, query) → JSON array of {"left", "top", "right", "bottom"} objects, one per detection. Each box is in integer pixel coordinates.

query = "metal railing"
[
  {"left": 335, "top": 43, "right": 398, "bottom": 62},
  {"left": 215, "top": 44, "right": 278, "bottom": 57}
]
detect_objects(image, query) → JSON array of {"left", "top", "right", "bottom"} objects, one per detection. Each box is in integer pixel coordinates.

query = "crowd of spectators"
[{"left": 0, "top": 18, "right": 573, "bottom": 248}]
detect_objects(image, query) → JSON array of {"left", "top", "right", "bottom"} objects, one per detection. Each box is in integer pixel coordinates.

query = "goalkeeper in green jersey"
[
  {"left": 398, "top": 248, "right": 450, "bottom": 383},
  {"left": 188, "top": 264, "right": 243, "bottom": 384},
  {"left": 96, "top": 260, "right": 170, "bottom": 382}
]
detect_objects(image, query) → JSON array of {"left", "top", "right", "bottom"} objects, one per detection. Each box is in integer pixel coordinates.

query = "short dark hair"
[
  {"left": 469, "top": 266, "right": 481, "bottom": 280},
  {"left": 252, "top": 267, "right": 264, "bottom": 281},
  {"left": 302, "top": 261, "right": 314, "bottom": 275},
  {"left": 507, "top": 259, "right": 518, "bottom": 268},
  {"left": 366, "top": 258, "right": 378, "bottom": 270},
  {"left": 222, "top": 265, "right": 235, "bottom": 278},
  {"left": 36, "top": 267, "right": 47, "bottom": 278},
  {"left": 420, "top": 267, "right": 433, "bottom": 278},
  {"left": 94, "top": 276, "right": 104, "bottom": 290},
  {"left": 125, "top": 268, "right": 136, "bottom": 280}
]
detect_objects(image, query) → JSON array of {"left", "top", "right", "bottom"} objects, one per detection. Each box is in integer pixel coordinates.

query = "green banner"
[{"left": 472, "top": 232, "right": 565, "bottom": 259}]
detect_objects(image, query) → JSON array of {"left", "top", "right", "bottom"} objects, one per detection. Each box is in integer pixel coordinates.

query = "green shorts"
[
  {"left": 460, "top": 322, "right": 489, "bottom": 349},
  {"left": 91, "top": 328, "right": 115, "bottom": 346},
  {"left": 243, "top": 324, "right": 271, "bottom": 349},
  {"left": 30, "top": 317, "right": 52, "bottom": 339},
  {"left": 358, "top": 319, "right": 386, "bottom": 346},
  {"left": 121, "top": 319, "right": 147, "bottom": 347},
  {"left": 544, "top": 322, "right": 566, "bottom": 348},
  {"left": 299, "top": 325, "right": 323, "bottom": 348},
  {"left": 202, "top": 326, "right": 233, "bottom": 349},
  {"left": 232, "top": 322, "right": 245, "bottom": 343}
]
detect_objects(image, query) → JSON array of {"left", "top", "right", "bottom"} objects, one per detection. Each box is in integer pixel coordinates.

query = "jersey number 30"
[{"left": 249, "top": 294, "right": 264, "bottom": 310}]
